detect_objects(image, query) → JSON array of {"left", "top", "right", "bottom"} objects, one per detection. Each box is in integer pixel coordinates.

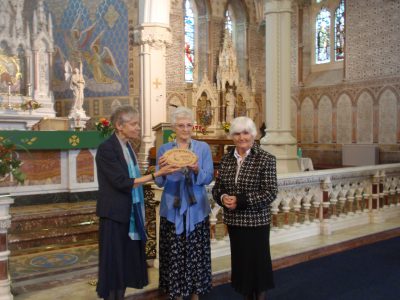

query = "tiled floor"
[{"left": 12, "top": 217, "right": 400, "bottom": 300}]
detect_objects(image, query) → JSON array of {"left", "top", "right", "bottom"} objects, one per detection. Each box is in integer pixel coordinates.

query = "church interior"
[{"left": 0, "top": 0, "right": 399, "bottom": 299}]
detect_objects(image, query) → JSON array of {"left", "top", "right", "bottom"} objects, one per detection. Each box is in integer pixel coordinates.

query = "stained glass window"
[
  {"left": 184, "top": 0, "right": 195, "bottom": 82},
  {"left": 315, "top": 8, "right": 331, "bottom": 64},
  {"left": 335, "top": 0, "right": 345, "bottom": 61},
  {"left": 225, "top": 10, "right": 232, "bottom": 34}
]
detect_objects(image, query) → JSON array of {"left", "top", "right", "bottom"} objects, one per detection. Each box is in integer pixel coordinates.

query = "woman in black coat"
[
  {"left": 95, "top": 105, "right": 178, "bottom": 300},
  {"left": 212, "top": 116, "right": 278, "bottom": 300}
]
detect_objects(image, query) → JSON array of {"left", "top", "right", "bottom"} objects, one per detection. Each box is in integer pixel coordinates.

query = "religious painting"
[
  {"left": 197, "top": 93, "right": 212, "bottom": 127},
  {"left": 0, "top": 43, "right": 24, "bottom": 95},
  {"left": 236, "top": 94, "right": 246, "bottom": 117}
]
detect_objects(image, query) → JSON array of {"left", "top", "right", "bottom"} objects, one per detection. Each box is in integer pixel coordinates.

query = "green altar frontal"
[{"left": 0, "top": 131, "right": 107, "bottom": 150}]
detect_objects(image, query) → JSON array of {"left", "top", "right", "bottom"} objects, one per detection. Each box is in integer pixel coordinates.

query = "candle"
[{"left": 8, "top": 83, "right": 11, "bottom": 95}]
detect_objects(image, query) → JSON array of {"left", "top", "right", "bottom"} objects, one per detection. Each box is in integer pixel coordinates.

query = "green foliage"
[{"left": 0, "top": 138, "right": 25, "bottom": 183}]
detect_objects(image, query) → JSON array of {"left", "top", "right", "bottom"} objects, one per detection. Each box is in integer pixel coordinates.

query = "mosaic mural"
[{"left": 52, "top": 0, "right": 129, "bottom": 99}]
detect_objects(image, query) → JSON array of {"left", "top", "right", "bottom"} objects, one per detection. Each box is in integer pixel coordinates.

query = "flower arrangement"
[
  {"left": 221, "top": 122, "right": 230, "bottom": 133},
  {"left": 192, "top": 124, "right": 207, "bottom": 135},
  {"left": 96, "top": 118, "right": 114, "bottom": 137},
  {"left": 0, "top": 137, "right": 25, "bottom": 183},
  {"left": 20, "top": 100, "right": 41, "bottom": 111}
]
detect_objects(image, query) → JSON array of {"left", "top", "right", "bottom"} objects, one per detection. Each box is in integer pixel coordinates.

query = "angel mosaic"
[
  {"left": 82, "top": 31, "right": 121, "bottom": 84},
  {"left": 53, "top": 13, "right": 121, "bottom": 93}
]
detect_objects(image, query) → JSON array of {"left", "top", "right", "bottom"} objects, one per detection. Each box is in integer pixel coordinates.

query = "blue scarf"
[{"left": 125, "top": 145, "right": 146, "bottom": 241}]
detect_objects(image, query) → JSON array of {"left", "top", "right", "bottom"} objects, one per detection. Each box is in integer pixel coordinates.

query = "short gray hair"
[
  {"left": 110, "top": 104, "right": 139, "bottom": 128},
  {"left": 171, "top": 106, "right": 194, "bottom": 124},
  {"left": 229, "top": 116, "right": 257, "bottom": 138}
]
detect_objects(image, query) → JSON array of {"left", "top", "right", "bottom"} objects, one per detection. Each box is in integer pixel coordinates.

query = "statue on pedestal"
[
  {"left": 65, "top": 61, "right": 89, "bottom": 129},
  {"left": 70, "top": 67, "right": 85, "bottom": 112},
  {"left": 225, "top": 88, "right": 236, "bottom": 123},
  {"left": 65, "top": 61, "right": 85, "bottom": 115}
]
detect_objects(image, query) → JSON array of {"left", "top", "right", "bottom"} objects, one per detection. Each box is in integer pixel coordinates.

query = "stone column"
[
  {"left": 261, "top": 0, "right": 299, "bottom": 173},
  {"left": 0, "top": 196, "right": 14, "bottom": 300},
  {"left": 135, "top": 0, "right": 171, "bottom": 169},
  {"left": 321, "top": 177, "right": 332, "bottom": 235}
]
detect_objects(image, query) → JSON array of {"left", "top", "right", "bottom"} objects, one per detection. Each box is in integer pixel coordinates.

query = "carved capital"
[{"left": 134, "top": 25, "right": 172, "bottom": 49}]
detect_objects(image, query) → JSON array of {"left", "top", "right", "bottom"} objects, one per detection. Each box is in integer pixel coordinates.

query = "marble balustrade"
[{"left": 205, "top": 164, "right": 400, "bottom": 259}]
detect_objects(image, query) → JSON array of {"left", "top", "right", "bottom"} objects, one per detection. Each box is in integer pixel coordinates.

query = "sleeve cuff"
[{"left": 235, "top": 194, "right": 247, "bottom": 210}]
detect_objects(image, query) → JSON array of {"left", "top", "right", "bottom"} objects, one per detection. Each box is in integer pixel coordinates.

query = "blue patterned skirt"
[{"left": 159, "top": 216, "right": 212, "bottom": 299}]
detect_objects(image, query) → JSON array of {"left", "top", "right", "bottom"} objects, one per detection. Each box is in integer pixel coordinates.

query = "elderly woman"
[
  {"left": 155, "top": 107, "right": 214, "bottom": 300},
  {"left": 212, "top": 116, "right": 278, "bottom": 300},
  {"left": 96, "top": 105, "right": 179, "bottom": 300}
]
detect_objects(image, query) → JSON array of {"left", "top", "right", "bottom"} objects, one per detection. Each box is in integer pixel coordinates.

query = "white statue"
[
  {"left": 65, "top": 61, "right": 85, "bottom": 112},
  {"left": 225, "top": 88, "right": 236, "bottom": 123}
]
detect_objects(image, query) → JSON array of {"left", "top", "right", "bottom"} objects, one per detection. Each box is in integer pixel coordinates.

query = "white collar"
[{"left": 234, "top": 147, "right": 251, "bottom": 160}]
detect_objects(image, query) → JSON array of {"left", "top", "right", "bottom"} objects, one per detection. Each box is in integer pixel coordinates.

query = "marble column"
[
  {"left": 261, "top": 0, "right": 299, "bottom": 173},
  {"left": 135, "top": 0, "right": 171, "bottom": 170},
  {"left": 0, "top": 196, "right": 14, "bottom": 300}
]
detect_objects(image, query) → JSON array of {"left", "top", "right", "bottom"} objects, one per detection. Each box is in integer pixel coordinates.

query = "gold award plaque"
[{"left": 163, "top": 149, "right": 197, "bottom": 167}]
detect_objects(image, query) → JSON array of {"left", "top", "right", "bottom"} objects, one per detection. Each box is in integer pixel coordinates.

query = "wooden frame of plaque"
[{"left": 163, "top": 149, "right": 197, "bottom": 167}]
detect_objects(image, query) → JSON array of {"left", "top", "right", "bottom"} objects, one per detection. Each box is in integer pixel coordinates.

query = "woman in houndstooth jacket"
[{"left": 212, "top": 116, "right": 278, "bottom": 300}]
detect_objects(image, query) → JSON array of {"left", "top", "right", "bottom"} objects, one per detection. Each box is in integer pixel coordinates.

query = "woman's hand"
[
  {"left": 157, "top": 163, "right": 180, "bottom": 176},
  {"left": 158, "top": 155, "right": 169, "bottom": 168},
  {"left": 187, "top": 161, "right": 199, "bottom": 174},
  {"left": 222, "top": 195, "right": 237, "bottom": 210}
]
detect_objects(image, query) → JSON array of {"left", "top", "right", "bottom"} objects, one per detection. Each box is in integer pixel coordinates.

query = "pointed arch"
[
  {"left": 183, "top": 0, "right": 211, "bottom": 83},
  {"left": 378, "top": 88, "right": 397, "bottom": 144},
  {"left": 318, "top": 95, "right": 333, "bottom": 143},
  {"left": 301, "top": 97, "right": 314, "bottom": 143},
  {"left": 356, "top": 90, "right": 373, "bottom": 144},
  {"left": 223, "top": 0, "right": 249, "bottom": 82},
  {"left": 336, "top": 93, "right": 352, "bottom": 144}
]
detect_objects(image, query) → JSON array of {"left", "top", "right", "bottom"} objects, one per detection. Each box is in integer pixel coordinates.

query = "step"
[
  {"left": 10, "top": 201, "right": 97, "bottom": 233},
  {"left": 9, "top": 201, "right": 99, "bottom": 253},
  {"left": 9, "top": 224, "right": 98, "bottom": 252}
]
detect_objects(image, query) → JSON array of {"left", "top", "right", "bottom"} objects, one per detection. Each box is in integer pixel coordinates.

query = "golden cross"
[{"left": 153, "top": 78, "right": 162, "bottom": 89}]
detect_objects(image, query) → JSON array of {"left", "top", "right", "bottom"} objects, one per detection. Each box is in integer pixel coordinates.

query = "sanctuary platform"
[{"left": 8, "top": 201, "right": 400, "bottom": 300}]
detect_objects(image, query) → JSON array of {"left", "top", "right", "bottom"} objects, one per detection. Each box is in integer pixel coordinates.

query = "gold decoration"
[
  {"left": 69, "top": 135, "right": 80, "bottom": 147},
  {"left": 104, "top": 5, "right": 120, "bottom": 28},
  {"left": 163, "top": 149, "right": 197, "bottom": 167},
  {"left": 21, "top": 137, "right": 38, "bottom": 146}
]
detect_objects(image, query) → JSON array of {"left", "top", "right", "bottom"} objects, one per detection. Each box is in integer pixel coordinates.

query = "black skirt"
[
  {"left": 228, "top": 224, "right": 274, "bottom": 296},
  {"left": 159, "top": 216, "right": 212, "bottom": 299},
  {"left": 96, "top": 217, "right": 148, "bottom": 299}
]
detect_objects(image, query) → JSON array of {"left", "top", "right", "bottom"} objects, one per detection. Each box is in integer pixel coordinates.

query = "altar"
[
  {"left": 0, "top": 130, "right": 105, "bottom": 196},
  {"left": 0, "top": 0, "right": 56, "bottom": 129}
]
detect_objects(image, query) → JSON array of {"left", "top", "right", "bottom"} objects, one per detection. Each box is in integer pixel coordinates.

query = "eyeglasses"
[{"left": 175, "top": 123, "right": 193, "bottom": 130}]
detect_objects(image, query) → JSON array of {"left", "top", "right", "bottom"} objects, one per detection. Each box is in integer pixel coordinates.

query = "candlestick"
[{"left": 8, "top": 82, "right": 11, "bottom": 96}]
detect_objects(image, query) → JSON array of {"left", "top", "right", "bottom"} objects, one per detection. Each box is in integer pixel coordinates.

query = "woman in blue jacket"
[{"left": 155, "top": 107, "right": 214, "bottom": 300}]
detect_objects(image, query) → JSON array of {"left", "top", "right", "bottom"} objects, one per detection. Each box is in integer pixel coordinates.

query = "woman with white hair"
[
  {"left": 155, "top": 106, "right": 214, "bottom": 300},
  {"left": 212, "top": 116, "right": 278, "bottom": 300}
]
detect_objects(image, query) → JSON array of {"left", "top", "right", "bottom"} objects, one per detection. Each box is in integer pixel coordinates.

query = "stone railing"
[{"left": 206, "top": 163, "right": 400, "bottom": 258}]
